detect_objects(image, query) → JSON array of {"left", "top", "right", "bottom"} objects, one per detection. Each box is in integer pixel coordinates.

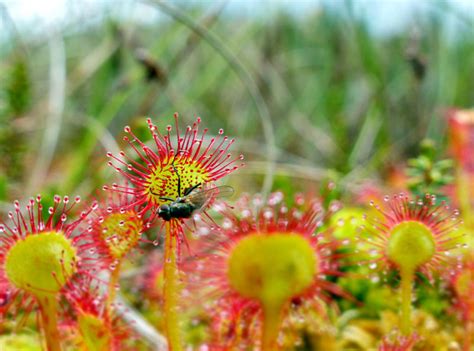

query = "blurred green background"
[{"left": 0, "top": 0, "right": 473, "bottom": 208}]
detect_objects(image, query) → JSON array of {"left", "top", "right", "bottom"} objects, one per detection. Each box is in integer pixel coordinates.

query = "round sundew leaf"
[
  {"left": 227, "top": 233, "right": 317, "bottom": 307},
  {"left": 5, "top": 231, "right": 77, "bottom": 295},
  {"left": 387, "top": 221, "right": 436, "bottom": 271},
  {"left": 99, "top": 211, "right": 142, "bottom": 260}
]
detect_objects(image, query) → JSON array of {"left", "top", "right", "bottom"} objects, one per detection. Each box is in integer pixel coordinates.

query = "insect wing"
[
  {"left": 184, "top": 186, "right": 234, "bottom": 210},
  {"left": 209, "top": 185, "right": 235, "bottom": 199}
]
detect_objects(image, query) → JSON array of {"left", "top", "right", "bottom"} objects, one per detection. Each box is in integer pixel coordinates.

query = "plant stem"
[
  {"left": 107, "top": 260, "right": 122, "bottom": 310},
  {"left": 163, "top": 221, "right": 183, "bottom": 351},
  {"left": 37, "top": 294, "right": 62, "bottom": 351},
  {"left": 400, "top": 267, "right": 414, "bottom": 335},
  {"left": 261, "top": 301, "right": 283, "bottom": 351}
]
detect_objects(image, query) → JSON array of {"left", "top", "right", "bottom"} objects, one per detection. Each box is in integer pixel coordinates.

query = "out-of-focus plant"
[
  {"left": 406, "top": 139, "right": 454, "bottom": 198},
  {"left": 0, "top": 55, "right": 31, "bottom": 195},
  {"left": 450, "top": 259, "right": 474, "bottom": 351},
  {"left": 191, "top": 193, "right": 349, "bottom": 350},
  {"left": 363, "top": 193, "right": 463, "bottom": 336},
  {"left": 86, "top": 189, "right": 146, "bottom": 309},
  {"left": 448, "top": 108, "right": 474, "bottom": 230}
]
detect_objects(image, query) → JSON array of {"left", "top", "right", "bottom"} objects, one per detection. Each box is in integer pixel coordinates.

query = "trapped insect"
[
  {"left": 157, "top": 184, "right": 234, "bottom": 221},
  {"left": 153, "top": 161, "right": 233, "bottom": 221}
]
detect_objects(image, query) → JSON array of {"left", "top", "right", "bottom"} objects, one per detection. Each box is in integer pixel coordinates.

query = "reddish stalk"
[{"left": 37, "top": 295, "right": 62, "bottom": 351}]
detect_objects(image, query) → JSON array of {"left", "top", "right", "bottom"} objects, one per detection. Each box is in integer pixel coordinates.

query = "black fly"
[{"left": 154, "top": 162, "right": 233, "bottom": 221}]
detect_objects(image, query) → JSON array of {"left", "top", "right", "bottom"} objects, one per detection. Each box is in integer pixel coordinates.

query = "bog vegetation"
[{"left": 0, "top": 1, "right": 473, "bottom": 350}]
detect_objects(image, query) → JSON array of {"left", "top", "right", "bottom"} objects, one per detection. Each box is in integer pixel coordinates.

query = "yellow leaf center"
[
  {"left": 5, "top": 231, "right": 78, "bottom": 296},
  {"left": 99, "top": 211, "right": 142, "bottom": 260},
  {"left": 227, "top": 233, "right": 317, "bottom": 307}
]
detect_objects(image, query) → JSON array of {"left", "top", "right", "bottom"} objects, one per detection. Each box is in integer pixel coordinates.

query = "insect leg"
[
  {"left": 184, "top": 183, "right": 202, "bottom": 196},
  {"left": 150, "top": 189, "right": 175, "bottom": 202},
  {"left": 159, "top": 196, "right": 175, "bottom": 202},
  {"left": 171, "top": 158, "right": 182, "bottom": 197}
]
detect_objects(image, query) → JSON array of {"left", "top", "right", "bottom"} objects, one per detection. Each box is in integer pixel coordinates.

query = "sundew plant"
[{"left": 0, "top": 1, "right": 473, "bottom": 350}]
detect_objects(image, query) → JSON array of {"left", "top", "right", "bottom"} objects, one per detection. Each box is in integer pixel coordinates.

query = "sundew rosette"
[
  {"left": 190, "top": 193, "right": 349, "bottom": 350},
  {"left": 448, "top": 109, "right": 474, "bottom": 174},
  {"left": 106, "top": 114, "right": 243, "bottom": 350},
  {"left": 447, "top": 108, "right": 474, "bottom": 230},
  {"left": 0, "top": 195, "right": 98, "bottom": 351},
  {"left": 86, "top": 189, "right": 147, "bottom": 308},
  {"left": 362, "top": 193, "right": 465, "bottom": 335}
]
